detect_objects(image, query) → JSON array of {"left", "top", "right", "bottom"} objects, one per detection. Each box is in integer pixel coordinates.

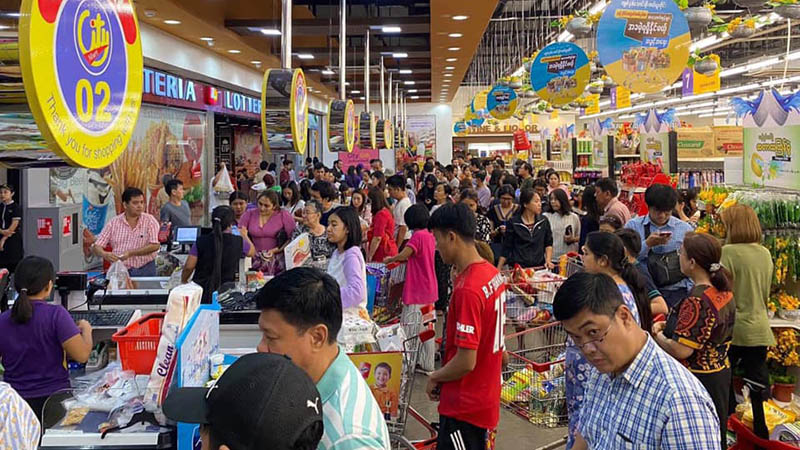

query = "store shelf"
[
  {"left": 677, "top": 157, "right": 725, "bottom": 162},
  {"left": 615, "top": 154, "right": 641, "bottom": 159},
  {"left": 770, "top": 318, "right": 800, "bottom": 330}
]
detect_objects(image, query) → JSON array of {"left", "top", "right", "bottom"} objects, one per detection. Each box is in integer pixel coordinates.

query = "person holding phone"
[
  {"left": 486, "top": 185, "right": 519, "bottom": 262},
  {"left": 544, "top": 189, "right": 581, "bottom": 262}
]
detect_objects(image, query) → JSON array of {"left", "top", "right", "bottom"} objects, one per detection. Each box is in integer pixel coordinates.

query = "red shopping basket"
[
  {"left": 728, "top": 415, "right": 799, "bottom": 449},
  {"left": 112, "top": 312, "right": 165, "bottom": 374}
]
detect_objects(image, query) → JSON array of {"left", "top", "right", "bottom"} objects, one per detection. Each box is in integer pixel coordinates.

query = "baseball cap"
[{"left": 163, "top": 353, "right": 323, "bottom": 449}]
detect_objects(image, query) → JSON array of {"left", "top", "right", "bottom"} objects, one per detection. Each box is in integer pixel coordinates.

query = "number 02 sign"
[{"left": 19, "top": 0, "right": 143, "bottom": 168}]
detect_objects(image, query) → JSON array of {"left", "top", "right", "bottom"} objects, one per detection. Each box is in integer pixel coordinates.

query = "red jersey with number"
[{"left": 439, "top": 261, "right": 506, "bottom": 430}]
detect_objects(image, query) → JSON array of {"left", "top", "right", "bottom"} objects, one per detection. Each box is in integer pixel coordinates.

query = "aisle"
[{"left": 406, "top": 374, "right": 568, "bottom": 449}]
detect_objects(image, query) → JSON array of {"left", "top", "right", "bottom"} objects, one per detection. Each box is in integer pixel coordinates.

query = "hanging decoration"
[
  {"left": 530, "top": 42, "right": 591, "bottom": 106},
  {"left": 486, "top": 85, "right": 519, "bottom": 120},
  {"left": 596, "top": 0, "right": 691, "bottom": 94}
]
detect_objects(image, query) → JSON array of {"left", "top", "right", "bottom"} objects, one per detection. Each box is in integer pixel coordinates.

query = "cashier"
[
  {"left": 182, "top": 206, "right": 255, "bottom": 303},
  {"left": 92, "top": 187, "right": 160, "bottom": 277}
]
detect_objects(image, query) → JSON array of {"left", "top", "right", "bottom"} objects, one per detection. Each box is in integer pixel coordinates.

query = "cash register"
[{"left": 174, "top": 226, "right": 200, "bottom": 253}]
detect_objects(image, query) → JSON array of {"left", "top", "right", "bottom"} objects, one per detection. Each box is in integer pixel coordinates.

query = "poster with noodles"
[
  {"left": 405, "top": 115, "right": 436, "bottom": 159},
  {"left": 233, "top": 126, "right": 264, "bottom": 178}
]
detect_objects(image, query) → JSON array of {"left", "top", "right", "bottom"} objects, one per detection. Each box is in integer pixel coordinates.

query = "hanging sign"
[
  {"left": 692, "top": 56, "right": 721, "bottom": 95},
  {"left": 744, "top": 127, "right": 800, "bottom": 190},
  {"left": 486, "top": 85, "right": 519, "bottom": 120},
  {"left": 19, "top": 0, "right": 144, "bottom": 169},
  {"left": 611, "top": 86, "right": 631, "bottom": 109},
  {"left": 530, "top": 42, "right": 590, "bottom": 106},
  {"left": 585, "top": 94, "right": 601, "bottom": 115},
  {"left": 596, "top": 0, "right": 691, "bottom": 94},
  {"left": 262, "top": 69, "right": 308, "bottom": 154}
]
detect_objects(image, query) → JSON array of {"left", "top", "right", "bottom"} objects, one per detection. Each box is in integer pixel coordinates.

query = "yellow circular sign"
[
  {"left": 290, "top": 69, "right": 309, "bottom": 155},
  {"left": 344, "top": 100, "right": 356, "bottom": 153},
  {"left": 19, "top": 0, "right": 143, "bottom": 168}
]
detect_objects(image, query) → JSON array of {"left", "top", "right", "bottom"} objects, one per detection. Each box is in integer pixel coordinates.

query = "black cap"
[{"left": 163, "top": 353, "right": 323, "bottom": 449}]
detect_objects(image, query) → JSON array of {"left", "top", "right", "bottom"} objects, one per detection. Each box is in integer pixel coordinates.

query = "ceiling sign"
[
  {"left": 19, "top": 0, "right": 144, "bottom": 168},
  {"left": 530, "top": 42, "right": 590, "bottom": 106},
  {"left": 487, "top": 85, "right": 519, "bottom": 120},
  {"left": 597, "top": 0, "right": 691, "bottom": 94}
]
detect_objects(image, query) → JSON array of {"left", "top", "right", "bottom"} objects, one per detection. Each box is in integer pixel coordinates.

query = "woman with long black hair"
[{"left": 182, "top": 206, "right": 255, "bottom": 303}]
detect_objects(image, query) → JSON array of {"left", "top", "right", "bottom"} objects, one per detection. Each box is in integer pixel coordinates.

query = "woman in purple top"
[
  {"left": 326, "top": 207, "right": 367, "bottom": 311},
  {"left": 239, "top": 190, "right": 296, "bottom": 258},
  {"left": 0, "top": 256, "right": 94, "bottom": 421}
]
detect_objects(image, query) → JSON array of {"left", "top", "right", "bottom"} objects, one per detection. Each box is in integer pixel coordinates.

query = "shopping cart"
[
  {"left": 501, "top": 322, "right": 568, "bottom": 429},
  {"left": 558, "top": 254, "right": 584, "bottom": 278},
  {"left": 727, "top": 415, "right": 799, "bottom": 449},
  {"left": 368, "top": 262, "right": 407, "bottom": 326},
  {"left": 502, "top": 268, "right": 567, "bottom": 329}
]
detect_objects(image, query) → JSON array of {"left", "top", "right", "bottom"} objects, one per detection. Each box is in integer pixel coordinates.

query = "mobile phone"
[
  {"left": 659, "top": 231, "right": 673, "bottom": 237},
  {"left": 565, "top": 225, "right": 573, "bottom": 236}
]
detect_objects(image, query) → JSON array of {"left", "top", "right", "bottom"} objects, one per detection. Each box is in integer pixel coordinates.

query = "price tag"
[{"left": 19, "top": 0, "right": 144, "bottom": 168}]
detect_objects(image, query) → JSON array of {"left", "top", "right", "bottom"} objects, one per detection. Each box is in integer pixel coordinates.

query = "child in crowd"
[{"left": 370, "top": 362, "right": 399, "bottom": 419}]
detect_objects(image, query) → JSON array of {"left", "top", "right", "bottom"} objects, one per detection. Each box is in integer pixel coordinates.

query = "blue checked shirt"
[
  {"left": 624, "top": 214, "right": 694, "bottom": 292},
  {"left": 579, "top": 336, "right": 719, "bottom": 449}
]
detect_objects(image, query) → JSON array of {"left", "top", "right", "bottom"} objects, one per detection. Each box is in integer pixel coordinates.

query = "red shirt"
[
  {"left": 439, "top": 261, "right": 506, "bottom": 430},
  {"left": 367, "top": 208, "right": 397, "bottom": 262}
]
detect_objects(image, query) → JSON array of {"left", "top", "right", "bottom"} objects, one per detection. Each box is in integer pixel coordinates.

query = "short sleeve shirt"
[
  {"left": 160, "top": 201, "right": 192, "bottom": 228},
  {"left": 94, "top": 213, "right": 160, "bottom": 269},
  {"left": 0, "top": 382, "right": 40, "bottom": 449},
  {"left": 440, "top": 261, "right": 506, "bottom": 430},
  {"left": 665, "top": 284, "right": 735, "bottom": 373},
  {"left": 393, "top": 197, "right": 412, "bottom": 242},
  {"left": 403, "top": 230, "right": 437, "bottom": 305}
]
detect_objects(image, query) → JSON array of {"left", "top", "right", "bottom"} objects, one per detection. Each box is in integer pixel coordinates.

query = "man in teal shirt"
[{"left": 255, "top": 267, "right": 391, "bottom": 449}]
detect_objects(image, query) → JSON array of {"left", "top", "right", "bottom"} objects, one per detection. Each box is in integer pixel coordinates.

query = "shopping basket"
[
  {"left": 728, "top": 415, "right": 799, "bottom": 449},
  {"left": 501, "top": 322, "right": 568, "bottom": 428},
  {"left": 111, "top": 312, "right": 164, "bottom": 374}
]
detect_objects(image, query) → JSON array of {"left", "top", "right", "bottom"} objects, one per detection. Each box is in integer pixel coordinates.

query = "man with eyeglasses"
[{"left": 553, "top": 272, "right": 719, "bottom": 450}]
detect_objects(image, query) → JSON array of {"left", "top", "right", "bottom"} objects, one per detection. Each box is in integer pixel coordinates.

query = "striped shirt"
[
  {"left": 317, "top": 346, "right": 390, "bottom": 450},
  {"left": 579, "top": 336, "right": 719, "bottom": 449},
  {"left": 94, "top": 213, "right": 160, "bottom": 270},
  {"left": 0, "top": 382, "right": 40, "bottom": 449}
]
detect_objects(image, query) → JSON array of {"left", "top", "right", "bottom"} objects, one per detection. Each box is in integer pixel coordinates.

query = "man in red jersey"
[{"left": 426, "top": 202, "right": 506, "bottom": 450}]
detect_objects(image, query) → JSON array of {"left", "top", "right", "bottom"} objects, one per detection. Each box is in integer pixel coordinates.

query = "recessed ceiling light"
[
  {"left": 382, "top": 26, "right": 402, "bottom": 33},
  {"left": 345, "top": 82, "right": 350, "bottom": 86},
  {"left": 251, "top": 60, "right": 261, "bottom": 64},
  {"left": 448, "top": 33, "right": 463, "bottom": 38},
  {"left": 297, "top": 53, "right": 314, "bottom": 59},
  {"left": 445, "top": 66, "right": 455, "bottom": 70},
  {"left": 163, "top": 19, "right": 181, "bottom": 25},
  {"left": 411, "top": 96, "right": 420, "bottom": 99},
  {"left": 446, "top": 58, "right": 457, "bottom": 62},
  {"left": 452, "top": 15, "right": 469, "bottom": 21},
  {"left": 321, "top": 69, "right": 335, "bottom": 75},
  {"left": 260, "top": 28, "right": 281, "bottom": 36},
  {"left": 404, "top": 81, "right": 415, "bottom": 85},
  {"left": 360, "top": 96, "right": 366, "bottom": 100},
  {"left": 444, "top": 74, "right": 453, "bottom": 77},
  {"left": 408, "top": 89, "right": 418, "bottom": 93},
  {"left": 352, "top": 90, "right": 361, "bottom": 94},
  {"left": 143, "top": 10, "right": 157, "bottom": 18},
  {"left": 392, "top": 52, "right": 408, "bottom": 58},
  {"left": 228, "top": 49, "right": 241, "bottom": 54},
  {"left": 399, "top": 69, "right": 412, "bottom": 74},
  {"left": 200, "top": 37, "right": 214, "bottom": 41},
  {"left": 448, "top": 47, "right": 460, "bottom": 51}
]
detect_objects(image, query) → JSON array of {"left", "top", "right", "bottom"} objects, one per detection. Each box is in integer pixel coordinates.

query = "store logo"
[
  {"left": 223, "top": 91, "right": 261, "bottom": 114},
  {"left": 205, "top": 87, "right": 220, "bottom": 105},
  {"left": 74, "top": 0, "right": 112, "bottom": 75},
  {"left": 143, "top": 68, "right": 197, "bottom": 102}
]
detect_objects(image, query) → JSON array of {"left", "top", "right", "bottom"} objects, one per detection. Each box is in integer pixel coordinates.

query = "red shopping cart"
[{"left": 728, "top": 415, "right": 799, "bottom": 449}]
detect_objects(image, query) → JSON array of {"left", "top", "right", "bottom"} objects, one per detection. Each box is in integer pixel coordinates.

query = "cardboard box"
[
  {"left": 677, "top": 127, "right": 715, "bottom": 159},
  {"left": 713, "top": 126, "right": 743, "bottom": 157}
]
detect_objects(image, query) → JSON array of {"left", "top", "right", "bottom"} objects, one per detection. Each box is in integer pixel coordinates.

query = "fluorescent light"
[
  {"left": 251, "top": 60, "right": 261, "bottom": 64},
  {"left": 557, "top": 30, "right": 573, "bottom": 42},
  {"left": 445, "top": 66, "right": 455, "bottom": 70},
  {"left": 411, "top": 96, "right": 420, "bottom": 99},
  {"left": 260, "top": 28, "right": 281, "bottom": 36},
  {"left": 399, "top": 69, "right": 412, "bottom": 74},
  {"left": 360, "top": 96, "right": 366, "bottom": 100},
  {"left": 404, "top": 81, "right": 416, "bottom": 85},
  {"left": 351, "top": 90, "right": 361, "bottom": 94},
  {"left": 345, "top": 82, "right": 350, "bottom": 86},
  {"left": 747, "top": 57, "right": 780, "bottom": 71},
  {"left": 446, "top": 58, "right": 457, "bottom": 62},
  {"left": 452, "top": 15, "right": 469, "bottom": 20},
  {"left": 382, "top": 26, "right": 402, "bottom": 33},
  {"left": 228, "top": 49, "right": 241, "bottom": 54},
  {"left": 200, "top": 37, "right": 214, "bottom": 41},
  {"left": 164, "top": 19, "right": 181, "bottom": 25},
  {"left": 297, "top": 53, "right": 314, "bottom": 59},
  {"left": 720, "top": 66, "right": 748, "bottom": 78},
  {"left": 444, "top": 74, "right": 453, "bottom": 77},
  {"left": 393, "top": 52, "right": 408, "bottom": 58},
  {"left": 321, "top": 69, "right": 334, "bottom": 75},
  {"left": 448, "top": 47, "right": 461, "bottom": 51},
  {"left": 448, "top": 33, "right": 463, "bottom": 38},
  {"left": 408, "top": 89, "right": 418, "bottom": 93}
]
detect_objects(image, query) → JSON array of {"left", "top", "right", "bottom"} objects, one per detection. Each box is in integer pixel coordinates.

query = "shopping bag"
[
  {"left": 108, "top": 260, "right": 133, "bottom": 291},
  {"left": 213, "top": 164, "right": 235, "bottom": 194}
]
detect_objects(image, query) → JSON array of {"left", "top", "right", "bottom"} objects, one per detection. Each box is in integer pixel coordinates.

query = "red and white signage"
[{"left": 37, "top": 217, "right": 53, "bottom": 240}]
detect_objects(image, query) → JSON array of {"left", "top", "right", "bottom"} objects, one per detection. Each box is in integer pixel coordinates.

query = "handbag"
[{"left": 644, "top": 224, "right": 684, "bottom": 288}]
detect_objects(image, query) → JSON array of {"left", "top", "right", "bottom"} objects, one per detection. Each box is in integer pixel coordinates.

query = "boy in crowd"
[
  {"left": 387, "top": 175, "right": 411, "bottom": 247},
  {"left": 427, "top": 203, "right": 505, "bottom": 450}
]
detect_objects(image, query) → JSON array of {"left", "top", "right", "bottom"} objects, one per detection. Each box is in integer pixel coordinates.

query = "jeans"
[{"left": 129, "top": 260, "right": 156, "bottom": 277}]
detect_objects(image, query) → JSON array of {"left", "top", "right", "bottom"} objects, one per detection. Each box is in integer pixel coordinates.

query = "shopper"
[
  {"left": 92, "top": 187, "right": 160, "bottom": 277},
  {"left": 598, "top": 214, "right": 623, "bottom": 233},
  {"left": 545, "top": 169, "right": 567, "bottom": 195},
  {"left": 677, "top": 188, "right": 701, "bottom": 223},
  {"left": 366, "top": 188, "right": 397, "bottom": 262},
  {"left": 0, "top": 184, "right": 23, "bottom": 273},
  {"left": 625, "top": 184, "right": 693, "bottom": 307},
  {"left": 370, "top": 171, "right": 386, "bottom": 191},
  {"left": 164, "top": 353, "right": 324, "bottom": 450},
  {"left": 545, "top": 188, "right": 581, "bottom": 261},
  {"left": 182, "top": 206, "right": 255, "bottom": 303},
  {"left": 459, "top": 189, "right": 492, "bottom": 244},
  {"left": 444, "top": 165, "right": 460, "bottom": 191},
  {"left": 475, "top": 171, "right": 492, "bottom": 211},
  {"left": 229, "top": 191, "right": 253, "bottom": 224},
  {"left": 431, "top": 182, "right": 453, "bottom": 213},
  {"left": 332, "top": 160, "right": 344, "bottom": 181},
  {"left": 280, "top": 159, "right": 293, "bottom": 187},
  {"left": 239, "top": 190, "right": 296, "bottom": 266},
  {"left": 256, "top": 268, "right": 391, "bottom": 449},
  {"left": 553, "top": 272, "right": 720, "bottom": 450},
  {"left": 370, "top": 158, "right": 385, "bottom": 174},
  {"left": 0, "top": 256, "right": 93, "bottom": 421},
  {"left": 291, "top": 200, "right": 335, "bottom": 262},
  {"left": 426, "top": 203, "right": 505, "bottom": 450},
  {"left": 419, "top": 174, "right": 438, "bottom": 210},
  {"left": 615, "top": 228, "right": 669, "bottom": 316},
  {"left": 344, "top": 166, "right": 361, "bottom": 190},
  {"left": 594, "top": 177, "right": 631, "bottom": 226},
  {"left": 719, "top": 204, "right": 773, "bottom": 439},
  {"left": 327, "top": 207, "right": 368, "bottom": 312},
  {"left": 383, "top": 204, "right": 437, "bottom": 371},
  {"left": 387, "top": 175, "right": 412, "bottom": 247},
  {"left": 0, "top": 382, "right": 40, "bottom": 449},
  {"left": 518, "top": 162, "right": 535, "bottom": 191},
  {"left": 282, "top": 181, "right": 305, "bottom": 220},
  {"left": 159, "top": 179, "right": 192, "bottom": 235},
  {"left": 497, "top": 188, "right": 554, "bottom": 270},
  {"left": 310, "top": 181, "right": 339, "bottom": 227},
  {"left": 578, "top": 185, "right": 601, "bottom": 251},
  {"left": 254, "top": 161, "right": 269, "bottom": 186},
  {"left": 652, "top": 232, "right": 734, "bottom": 449},
  {"left": 486, "top": 185, "right": 519, "bottom": 260},
  {"left": 533, "top": 179, "right": 551, "bottom": 214},
  {"left": 351, "top": 190, "right": 371, "bottom": 229}
]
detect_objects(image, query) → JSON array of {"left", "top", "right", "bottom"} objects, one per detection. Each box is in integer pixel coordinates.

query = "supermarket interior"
[{"left": 7, "top": 0, "right": 800, "bottom": 448}]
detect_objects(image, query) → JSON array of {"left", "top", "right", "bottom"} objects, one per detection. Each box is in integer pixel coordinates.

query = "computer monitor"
[{"left": 175, "top": 226, "right": 200, "bottom": 245}]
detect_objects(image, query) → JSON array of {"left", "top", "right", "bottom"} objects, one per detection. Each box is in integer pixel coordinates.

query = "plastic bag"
[
  {"left": 108, "top": 260, "right": 133, "bottom": 291},
  {"left": 213, "top": 164, "right": 235, "bottom": 194},
  {"left": 375, "top": 323, "right": 407, "bottom": 352}
]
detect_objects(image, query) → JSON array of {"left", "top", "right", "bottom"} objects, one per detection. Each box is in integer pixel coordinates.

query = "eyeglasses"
[{"left": 569, "top": 310, "right": 618, "bottom": 350}]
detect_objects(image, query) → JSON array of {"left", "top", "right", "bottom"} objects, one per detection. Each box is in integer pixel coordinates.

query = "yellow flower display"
[{"left": 769, "top": 329, "right": 800, "bottom": 367}]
